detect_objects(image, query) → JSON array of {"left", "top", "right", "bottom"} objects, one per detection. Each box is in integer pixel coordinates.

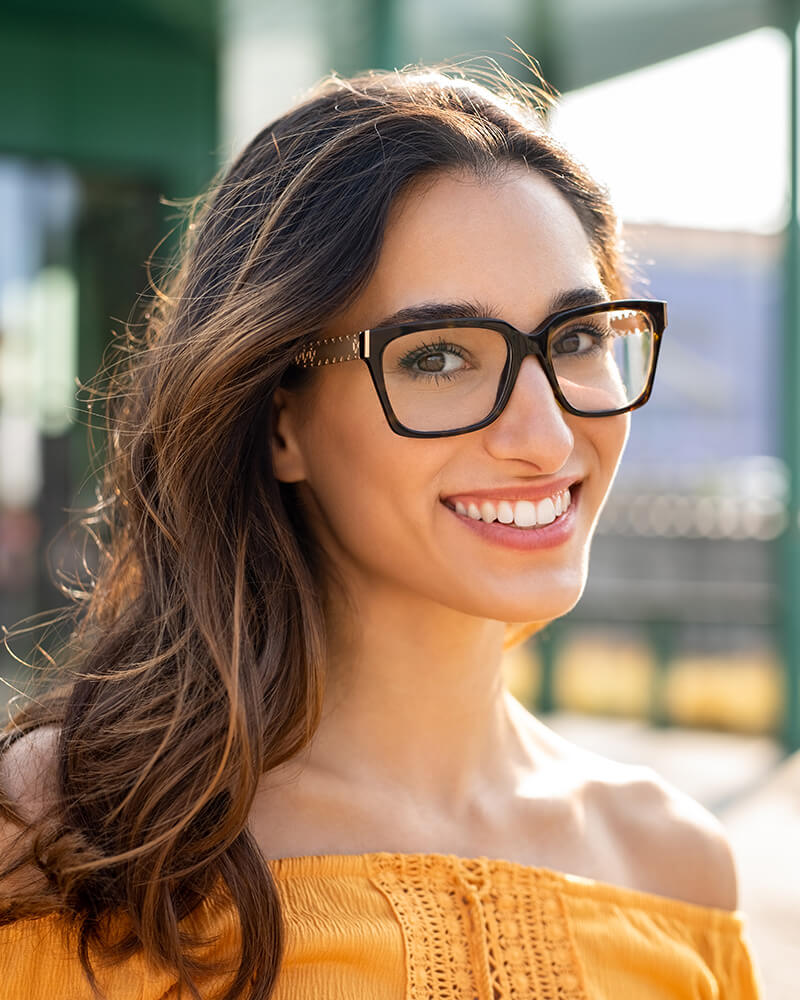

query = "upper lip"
[{"left": 441, "top": 477, "right": 580, "bottom": 504}]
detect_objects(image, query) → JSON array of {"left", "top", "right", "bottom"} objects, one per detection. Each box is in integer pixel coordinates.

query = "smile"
[{"left": 446, "top": 488, "right": 572, "bottom": 530}]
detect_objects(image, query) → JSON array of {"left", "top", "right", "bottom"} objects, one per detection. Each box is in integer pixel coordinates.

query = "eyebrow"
[{"left": 370, "top": 286, "right": 610, "bottom": 330}]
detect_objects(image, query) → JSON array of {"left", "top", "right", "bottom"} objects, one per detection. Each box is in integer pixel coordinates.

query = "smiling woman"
[{"left": 0, "top": 66, "right": 761, "bottom": 1000}]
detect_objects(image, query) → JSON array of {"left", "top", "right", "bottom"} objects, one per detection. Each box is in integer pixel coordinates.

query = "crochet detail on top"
[{"left": 366, "top": 854, "right": 588, "bottom": 1000}]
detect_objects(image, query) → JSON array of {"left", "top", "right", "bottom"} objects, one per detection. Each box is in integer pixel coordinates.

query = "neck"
[{"left": 305, "top": 579, "right": 522, "bottom": 811}]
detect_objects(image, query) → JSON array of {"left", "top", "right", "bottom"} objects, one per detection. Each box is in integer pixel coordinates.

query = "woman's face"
[{"left": 273, "top": 166, "right": 629, "bottom": 624}]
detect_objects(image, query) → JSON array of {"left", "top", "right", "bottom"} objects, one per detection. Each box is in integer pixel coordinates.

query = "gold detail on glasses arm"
[{"left": 293, "top": 332, "right": 361, "bottom": 368}]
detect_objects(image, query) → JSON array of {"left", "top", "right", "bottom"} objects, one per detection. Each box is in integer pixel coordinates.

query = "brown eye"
[
  {"left": 395, "top": 338, "right": 472, "bottom": 380},
  {"left": 555, "top": 333, "right": 581, "bottom": 355},
  {"left": 417, "top": 353, "right": 446, "bottom": 372},
  {"left": 551, "top": 323, "right": 607, "bottom": 357}
]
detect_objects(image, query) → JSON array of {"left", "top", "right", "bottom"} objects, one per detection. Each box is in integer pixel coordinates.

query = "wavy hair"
[{"left": 0, "top": 64, "right": 624, "bottom": 999}]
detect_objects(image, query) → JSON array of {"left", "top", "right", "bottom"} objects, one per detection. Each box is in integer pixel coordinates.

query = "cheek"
[
  {"left": 613, "top": 413, "right": 631, "bottom": 458},
  {"left": 594, "top": 413, "right": 630, "bottom": 485},
  {"left": 297, "top": 382, "right": 438, "bottom": 554}
]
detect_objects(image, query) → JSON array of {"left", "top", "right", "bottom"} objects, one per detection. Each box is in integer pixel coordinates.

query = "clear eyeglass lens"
[
  {"left": 381, "top": 326, "right": 509, "bottom": 432},
  {"left": 548, "top": 307, "right": 655, "bottom": 413}
]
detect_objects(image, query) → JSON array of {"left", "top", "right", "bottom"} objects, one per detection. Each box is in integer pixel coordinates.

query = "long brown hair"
[{"left": 0, "top": 64, "right": 624, "bottom": 999}]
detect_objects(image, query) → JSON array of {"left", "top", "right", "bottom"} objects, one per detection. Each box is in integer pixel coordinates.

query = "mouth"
[{"left": 441, "top": 483, "right": 578, "bottom": 530}]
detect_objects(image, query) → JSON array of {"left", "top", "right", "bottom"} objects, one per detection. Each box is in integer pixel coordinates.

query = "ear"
[{"left": 271, "top": 387, "right": 308, "bottom": 483}]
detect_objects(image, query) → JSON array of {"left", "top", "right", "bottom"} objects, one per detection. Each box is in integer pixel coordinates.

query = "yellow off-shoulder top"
[{"left": 0, "top": 852, "right": 762, "bottom": 999}]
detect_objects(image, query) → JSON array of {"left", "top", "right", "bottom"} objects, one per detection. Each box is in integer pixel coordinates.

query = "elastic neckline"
[{"left": 267, "top": 850, "right": 746, "bottom": 926}]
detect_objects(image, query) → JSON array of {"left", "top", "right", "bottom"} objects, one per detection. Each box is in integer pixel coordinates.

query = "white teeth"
[
  {"left": 513, "top": 500, "right": 537, "bottom": 527},
  {"left": 479, "top": 501, "right": 497, "bottom": 523},
  {"left": 536, "top": 497, "right": 557, "bottom": 526},
  {"left": 451, "top": 486, "right": 575, "bottom": 527},
  {"left": 496, "top": 500, "right": 514, "bottom": 524}
]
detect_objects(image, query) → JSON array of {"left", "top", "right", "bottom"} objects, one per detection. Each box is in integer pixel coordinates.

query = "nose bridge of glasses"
[
  {"left": 508, "top": 337, "right": 562, "bottom": 411},
  {"left": 511, "top": 325, "right": 558, "bottom": 397},
  {"left": 520, "top": 324, "right": 549, "bottom": 359}
]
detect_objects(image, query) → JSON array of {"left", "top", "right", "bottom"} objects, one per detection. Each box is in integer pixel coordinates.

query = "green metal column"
[
  {"left": 366, "top": 0, "right": 396, "bottom": 70},
  {"left": 781, "top": 0, "right": 800, "bottom": 751},
  {"left": 527, "top": 0, "right": 561, "bottom": 95}
]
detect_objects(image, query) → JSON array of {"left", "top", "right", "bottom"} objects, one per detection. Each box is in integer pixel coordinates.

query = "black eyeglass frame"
[{"left": 293, "top": 298, "right": 667, "bottom": 438}]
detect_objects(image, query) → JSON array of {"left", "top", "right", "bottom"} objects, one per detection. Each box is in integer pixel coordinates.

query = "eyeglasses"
[{"left": 293, "top": 298, "right": 667, "bottom": 438}]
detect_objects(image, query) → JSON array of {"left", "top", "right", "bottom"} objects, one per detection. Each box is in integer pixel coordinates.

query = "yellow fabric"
[{"left": 0, "top": 852, "right": 763, "bottom": 999}]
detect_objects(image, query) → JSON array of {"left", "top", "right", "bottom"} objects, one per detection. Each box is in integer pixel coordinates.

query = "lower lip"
[{"left": 442, "top": 487, "right": 580, "bottom": 551}]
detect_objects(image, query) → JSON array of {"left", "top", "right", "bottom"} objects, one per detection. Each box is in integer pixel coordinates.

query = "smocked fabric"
[{"left": 0, "top": 852, "right": 762, "bottom": 999}]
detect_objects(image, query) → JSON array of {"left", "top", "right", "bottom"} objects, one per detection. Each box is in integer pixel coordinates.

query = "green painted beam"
[
  {"left": 0, "top": 8, "right": 218, "bottom": 197},
  {"left": 553, "top": 0, "right": 776, "bottom": 92},
  {"left": 0, "top": 0, "right": 217, "bottom": 59},
  {"left": 369, "top": 0, "right": 778, "bottom": 97}
]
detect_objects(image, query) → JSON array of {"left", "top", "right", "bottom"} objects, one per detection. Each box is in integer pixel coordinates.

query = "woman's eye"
[
  {"left": 415, "top": 351, "right": 462, "bottom": 373},
  {"left": 399, "top": 342, "right": 470, "bottom": 377},
  {"left": 552, "top": 324, "right": 605, "bottom": 356}
]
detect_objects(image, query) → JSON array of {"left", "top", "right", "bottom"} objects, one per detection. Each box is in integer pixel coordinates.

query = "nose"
[{"left": 481, "top": 355, "right": 574, "bottom": 471}]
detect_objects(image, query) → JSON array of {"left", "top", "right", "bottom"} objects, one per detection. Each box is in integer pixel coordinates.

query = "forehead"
[{"left": 329, "top": 166, "right": 603, "bottom": 336}]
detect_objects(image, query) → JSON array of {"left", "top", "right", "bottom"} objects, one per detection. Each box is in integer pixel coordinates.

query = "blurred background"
[{"left": 0, "top": 0, "right": 798, "bottom": 993}]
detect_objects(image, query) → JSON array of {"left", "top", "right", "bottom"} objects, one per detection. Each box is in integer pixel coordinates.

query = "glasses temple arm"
[{"left": 293, "top": 332, "right": 363, "bottom": 368}]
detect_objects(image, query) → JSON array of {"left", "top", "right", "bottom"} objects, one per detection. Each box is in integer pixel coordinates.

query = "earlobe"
[{"left": 271, "top": 388, "right": 308, "bottom": 484}]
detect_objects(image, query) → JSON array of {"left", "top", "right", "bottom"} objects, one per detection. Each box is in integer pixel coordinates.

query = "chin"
[
  {"left": 501, "top": 593, "right": 584, "bottom": 626},
  {"left": 452, "top": 571, "right": 588, "bottom": 625}
]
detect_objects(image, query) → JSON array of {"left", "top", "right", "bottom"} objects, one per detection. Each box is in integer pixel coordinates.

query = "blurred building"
[{"left": 0, "top": 1, "right": 218, "bottom": 667}]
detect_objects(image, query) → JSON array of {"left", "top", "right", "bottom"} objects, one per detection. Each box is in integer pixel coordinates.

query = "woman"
[{"left": 0, "top": 66, "right": 761, "bottom": 999}]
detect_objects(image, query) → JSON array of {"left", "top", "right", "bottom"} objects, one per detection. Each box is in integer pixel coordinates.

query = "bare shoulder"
[
  {"left": 0, "top": 726, "right": 61, "bottom": 894},
  {"left": 510, "top": 704, "right": 739, "bottom": 911},
  {"left": 583, "top": 755, "right": 739, "bottom": 911},
  {"left": 0, "top": 725, "right": 60, "bottom": 822}
]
